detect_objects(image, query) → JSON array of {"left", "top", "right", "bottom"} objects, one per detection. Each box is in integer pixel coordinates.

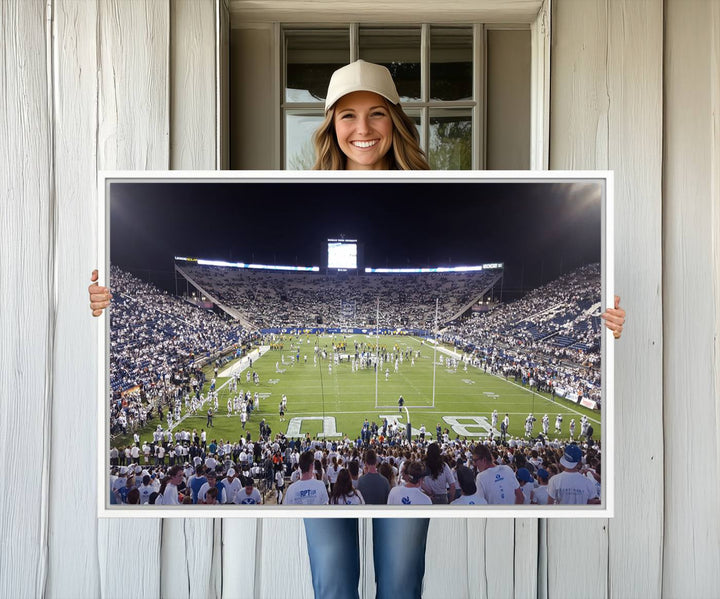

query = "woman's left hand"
[{"left": 601, "top": 295, "right": 625, "bottom": 339}]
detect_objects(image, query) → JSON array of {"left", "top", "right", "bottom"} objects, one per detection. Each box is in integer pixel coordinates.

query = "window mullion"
[
  {"left": 350, "top": 23, "right": 359, "bottom": 61},
  {"left": 421, "top": 23, "right": 430, "bottom": 154},
  {"left": 475, "top": 23, "right": 486, "bottom": 170},
  {"left": 280, "top": 26, "right": 288, "bottom": 170}
]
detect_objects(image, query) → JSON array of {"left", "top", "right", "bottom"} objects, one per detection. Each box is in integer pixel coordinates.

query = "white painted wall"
[
  {"left": 1, "top": 0, "right": 718, "bottom": 597},
  {"left": 230, "top": 25, "right": 278, "bottom": 169},
  {"left": 663, "top": 1, "right": 720, "bottom": 596}
]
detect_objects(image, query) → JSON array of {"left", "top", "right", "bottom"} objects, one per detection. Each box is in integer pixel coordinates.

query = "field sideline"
[{"left": 112, "top": 334, "right": 602, "bottom": 448}]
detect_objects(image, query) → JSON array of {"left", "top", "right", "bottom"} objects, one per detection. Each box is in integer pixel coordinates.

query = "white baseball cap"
[{"left": 324, "top": 60, "right": 400, "bottom": 112}]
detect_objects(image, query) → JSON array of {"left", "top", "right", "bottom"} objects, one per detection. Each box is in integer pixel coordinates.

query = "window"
[{"left": 282, "top": 25, "right": 479, "bottom": 170}]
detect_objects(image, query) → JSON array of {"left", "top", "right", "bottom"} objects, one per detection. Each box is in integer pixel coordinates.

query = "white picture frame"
[{"left": 98, "top": 170, "right": 614, "bottom": 519}]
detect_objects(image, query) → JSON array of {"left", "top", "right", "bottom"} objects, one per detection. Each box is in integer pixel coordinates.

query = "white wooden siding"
[
  {"left": 96, "top": 1, "right": 169, "bottom": 595},
  {"left": 47, "top": 0, "right": 102, "bottom": 596},
  {"left": 1, "top": 1, "right": 718, "bottom": 598},
  {"left": 0, "top": 2, "right": 52, "bottom": 598},
  {"left": 663, "top": 1, "right": 720, "bottom": 597}
]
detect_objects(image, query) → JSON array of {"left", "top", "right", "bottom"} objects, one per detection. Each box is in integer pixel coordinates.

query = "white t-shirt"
[
  {"left": 234, "top": 488, "right": 262, "bottom": 505},
  {"left": 327, "top": 465, "right": 341, "bottom": 484},
  {"left": 283, "top": 478, "right": 329, "bottom": 505},
  {"left": 198, "top": 482, "right": 226, "bottom": 504},
  {"left": 112, "top": 476, "right": 127, "bottom": 494},
  {"left": 422, "top": 463, "right": 455, "bottom": 496},
  {"left": 223, "top": 478, "right": 243, "bottom": 504},
  {"left": 387, "top": 485, "right": 432, "bottom": 505},
  {"left": 451, "top": 491, "right": 488, "bottom": 505},
  {"left": 162, "top": 482, "right": 180, "bottom": 505},
  {"left": 275, "top": 470, "right": 285, "bottom": 488},
  {"left": 138, "top": 484, "right": 154, "bottom": 505},
  {"left": 531, "top": 484, "right": 550, "bottom": 505},
  {"left": 476, "top": 465, "right": 519, "bottom": 505},
  {"left": 548, "top": 471, "right": 598, "bottom": 504},
  {"left": 330, "top": 491, "right": 365, "bottom": 505},
  {"left": 519, "top": 483, "right": 533, "bottom": 504}
]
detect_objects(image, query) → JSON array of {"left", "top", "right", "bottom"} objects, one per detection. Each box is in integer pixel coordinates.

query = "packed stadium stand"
[
  {"left": 109, "top": 266, "right": 248, "bottom": 434},
  {"left": 441, "top": 264, "right": 602, "bottom": 403},
  {"left": 175, "top": 263, "right": 503, "bottom": 330}
]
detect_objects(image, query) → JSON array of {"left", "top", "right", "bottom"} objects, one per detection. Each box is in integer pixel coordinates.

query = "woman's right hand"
[{"left": 89, "top": 269, "right": 112, "bottom": 317}]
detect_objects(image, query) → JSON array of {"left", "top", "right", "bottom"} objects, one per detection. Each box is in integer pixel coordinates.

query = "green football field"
[{"left": 112, "top": 334, "right": 602, "bottom": 449}]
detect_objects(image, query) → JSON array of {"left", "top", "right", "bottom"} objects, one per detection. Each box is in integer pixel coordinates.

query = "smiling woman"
[
  {"left": 333, "top": 91, "right": 394, "bottom": 170},
  {"left": 311, "top": 60, "right": 430, "bottom": 171}
]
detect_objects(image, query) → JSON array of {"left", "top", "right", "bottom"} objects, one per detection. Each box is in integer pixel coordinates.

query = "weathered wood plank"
[
  {"left": 161, "top": 520, "right": 219, "bottom": 599},
  {"left": 96, "top": 1, "right": 170, "bottom": 596},
  {"left": 484, "top": 520, "right": 516, "bottom": 599},
  {"left": 605, "top": 1, "right": 664, "bottom": 597},
  {"left": 47, "top": 1, "right": 102, "bottom": 597},
  {"left": 466, "top": 519, "right": 489, "bottom": 599},
  {"left": 423, "top": 519, "right": 471, "bottom": 598},
  {"left": 550, "top": 1, "right": 665, "bottom": 597},
  {"left": 513, "top": 519, "right": 538, "bottom": 599},
  {"left": 221, "top": 519, "right": 257, "bottom": 599},
  {"left": 96, "top": 0, "right": 170, "bottom": 171},
  {"left": 663, "top": 1, "right": 720, "bottom": 596},
  {"left": 170, "top": 0, "right": 216, "bottom": 170},
  {"left": 160, "top": 2, "right": 220, "bottom": 597},
  {"left": 0, "top": 2, "right": 52, "bottom": 598},
  {"left": 257, "top": 519, "right": 314, "bottom": 598},
  {"left": 548, "top": 2, "right": 611, "bottom": 596},
  {"left": 550, "top": 0, "right": 609, "bottom": 171},
  {"left": 547, "top": 520, "right": 608, "bottom": 599}
]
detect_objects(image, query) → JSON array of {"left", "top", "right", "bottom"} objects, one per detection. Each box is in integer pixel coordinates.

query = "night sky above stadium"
[{"left": 109, "top": 179, "right": 603, "bottom": 296}]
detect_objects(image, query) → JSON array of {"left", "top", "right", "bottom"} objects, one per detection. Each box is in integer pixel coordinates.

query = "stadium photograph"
[{"left": 103, "top": 175, "right": 609, "bottom": 512}]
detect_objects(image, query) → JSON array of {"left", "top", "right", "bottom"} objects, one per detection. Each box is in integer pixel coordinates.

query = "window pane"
[
  {"left": 429, "top": 109, "right": 472, "bottom": 170},
  {"left": 286, "top": 30, "right": 349, "bottom": 103},
  {"left": 430, "top": 27, "right": 473, "bottom": 101},
  {"left": 359, "top": 28, "right": 421, "bottom": 102},
  {"left": 285, "top": 112, "right": 324, "bottom": 170}
]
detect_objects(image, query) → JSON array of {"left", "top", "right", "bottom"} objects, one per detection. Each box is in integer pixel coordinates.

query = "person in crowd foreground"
[
  {"left": 548, "top": 444, "right": 600, "bottom": 505},
  {"left": 89, "top": 59, "right": 626, "bottom": 599}
]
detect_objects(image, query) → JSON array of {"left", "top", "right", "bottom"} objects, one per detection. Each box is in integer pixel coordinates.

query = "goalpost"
[{"left": 373, "top": 297, "right": 437, "bottom": 410}]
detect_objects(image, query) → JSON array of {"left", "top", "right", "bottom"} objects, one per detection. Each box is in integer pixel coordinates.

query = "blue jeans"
[{"left": 303, "top": 518, "right": 430, "bottom": 599}]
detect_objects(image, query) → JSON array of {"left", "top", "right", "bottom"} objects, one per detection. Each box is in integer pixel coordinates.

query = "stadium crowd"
[
  {"left": 108, "top": 263, "right": 603, "bottom": 436},
  {"left": 109, "top": 431, "right": 601, "bottom": 507},
  {"left": 109, "top": 266, "right": 251, "bottom": 436},
  {"left": 441, "top": 264, "right": 602, "bottom": 404},
  {"left": 176, "top": 264, "right": 501, "bottom": 330}
]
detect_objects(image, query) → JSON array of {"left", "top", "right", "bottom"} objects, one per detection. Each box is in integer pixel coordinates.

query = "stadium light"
[
  {"left": 175, "top": 256, "right": 319, "bottom": 272},
  {"left": 364, "top": 263, "right": 503, "bottom": 274}
]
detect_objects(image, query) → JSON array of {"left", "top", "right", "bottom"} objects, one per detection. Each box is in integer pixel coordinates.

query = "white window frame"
[
  {"left": 281, "top": 23, "right": 488, "bottom": 170},
  {"left": 231, "top": 1, "right": 551, "bottom": 171}
]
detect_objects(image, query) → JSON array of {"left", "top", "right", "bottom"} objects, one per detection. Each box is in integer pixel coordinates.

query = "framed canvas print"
[{"left": 97, "top": 170, "right": 614, "bottom": 518}]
